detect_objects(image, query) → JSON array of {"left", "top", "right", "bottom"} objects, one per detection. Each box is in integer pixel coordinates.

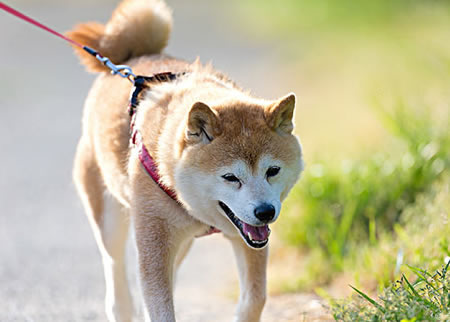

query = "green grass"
[
  {"left": 281, "top": 104, "right": 449, "bottom": 270},
  {"left": 332, "top": 263, "right": 450, "bottom": 321},
  {"left": 347, "top": 173, "right": 450, "bottom": 290}
]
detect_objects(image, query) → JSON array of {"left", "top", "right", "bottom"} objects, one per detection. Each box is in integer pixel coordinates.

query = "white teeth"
[
  {"left": 246, "top": 230, "right": 270, "bottom": 244},
  {"left": 253, "top": 240, "right": 266, "bottom": 245}
]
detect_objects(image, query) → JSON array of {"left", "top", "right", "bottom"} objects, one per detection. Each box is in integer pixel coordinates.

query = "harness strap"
[
  {"left": 128, "top": 73, "right": 186, "bottom": 202},
  {"left": 128, "top": 73, "right": 185, "bottom": 116},
  {"left": 129, "top": 72, "right": 221, "bottom": 236},
  {"left": 131, "top": 129, "right": 178, "bottom": 200}
]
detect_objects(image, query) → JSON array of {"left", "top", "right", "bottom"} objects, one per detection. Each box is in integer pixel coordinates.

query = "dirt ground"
[{"left": 0, "top": 0, "right": 332, "bottom": 320}]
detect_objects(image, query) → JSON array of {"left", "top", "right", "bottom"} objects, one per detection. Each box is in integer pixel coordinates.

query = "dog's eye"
[
  {"left": 266, "top": 166, "right": 280, "bottom": 178},
  {"left": 222, "top": 173, "right": 240, "bottom": 183}
]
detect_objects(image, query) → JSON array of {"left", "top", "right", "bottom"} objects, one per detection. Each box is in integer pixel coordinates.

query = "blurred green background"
[{"left": 230, "top": 0, "right": 450, "bottom": 298}]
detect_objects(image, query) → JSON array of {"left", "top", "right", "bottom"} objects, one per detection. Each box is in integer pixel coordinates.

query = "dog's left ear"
[
  {"left": 265, "top": 93, "right": 296, "bottom": 134},
  {"left": 186, "top": 102, "right": 222, "bottom": 144}
]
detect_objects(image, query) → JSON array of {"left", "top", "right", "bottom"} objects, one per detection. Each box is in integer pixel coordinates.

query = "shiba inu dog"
[{"left": 69, "top": 0, "right": 303, "bottom": 321}]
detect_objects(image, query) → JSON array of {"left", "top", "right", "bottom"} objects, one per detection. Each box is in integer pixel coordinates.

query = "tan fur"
[{"left": 71, "top": 1, "right": 303, "bottom": 321}]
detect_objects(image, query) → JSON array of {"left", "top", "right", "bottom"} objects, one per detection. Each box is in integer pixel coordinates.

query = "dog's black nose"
[{"left": 254, "top": 203, "right": 275, "bottom": 222}]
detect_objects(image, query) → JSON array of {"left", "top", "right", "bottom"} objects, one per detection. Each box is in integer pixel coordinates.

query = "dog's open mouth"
[{"left": 218, "top": 201, "right": 270, "bottom": 249}]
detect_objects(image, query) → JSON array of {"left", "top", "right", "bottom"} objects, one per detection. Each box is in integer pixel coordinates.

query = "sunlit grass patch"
[
  {"left": 281, "top": 104, "right": 449, "bottom": 269},
  {"left": 348, "top": 175, "right": 450, "bottom": 290}
]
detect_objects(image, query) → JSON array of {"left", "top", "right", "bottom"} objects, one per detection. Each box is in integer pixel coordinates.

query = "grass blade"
[
  {"left": 406, "top": 264, "right": 434, "bottom": 279},
  {"left": 402, "top": 274, "right": 439, "bottom": 311},
  {"left": 402, "top": 274, "right": 420, "bottom": 298},
  {"left": 406, "top": 265, "right": 438, "bottom": 292},
  {"left": 350, "top": 285, "right": 386, "bottom": 313}
]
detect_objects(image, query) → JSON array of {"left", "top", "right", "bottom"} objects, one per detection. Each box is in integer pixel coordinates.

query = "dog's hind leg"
[
  {"left": 229, "top": 236, "right": 268, "bottom": 322},
  {"left": 73, "top": 138, "right": 133, "bottom": 322}
]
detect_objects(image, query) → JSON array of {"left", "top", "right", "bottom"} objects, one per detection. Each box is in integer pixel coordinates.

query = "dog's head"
[{"left": 174, "top": 93, "right": 303, "bottom": 249}]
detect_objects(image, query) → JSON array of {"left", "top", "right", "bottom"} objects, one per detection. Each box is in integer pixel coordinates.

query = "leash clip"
[
  {"left": 102, "top": 58, "right": 136, "bottom": 83},
  {"left": 83, "top": 46, "right": 136, "bottom": 83}
]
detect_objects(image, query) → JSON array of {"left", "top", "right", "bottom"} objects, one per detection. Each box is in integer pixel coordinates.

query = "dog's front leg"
[
  {"left": 134, "top": 212, "right": 178, "bottom": 322},
  {"left": 229, "top": 236, "right": 268, "bottom": 322}
]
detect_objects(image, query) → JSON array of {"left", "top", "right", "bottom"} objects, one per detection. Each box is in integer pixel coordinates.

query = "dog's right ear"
[
  {"left": 186, "top": 102, "right": 222, "bottom": 144},
  {"left": 265, "top": 93, "right": 296, "bottom": 134}
]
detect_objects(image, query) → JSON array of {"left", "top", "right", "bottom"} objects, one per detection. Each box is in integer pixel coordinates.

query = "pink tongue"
[{"left": 242, "top": 223, "right": 269, "bottom": 241}]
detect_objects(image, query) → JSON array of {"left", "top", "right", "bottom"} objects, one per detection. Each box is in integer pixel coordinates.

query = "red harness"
[
  {"left": 128, "top": 73, "right": 181, "bottom": 201},
  {"left": 128, "top": 74, "right": 221, "bottom": 237}
]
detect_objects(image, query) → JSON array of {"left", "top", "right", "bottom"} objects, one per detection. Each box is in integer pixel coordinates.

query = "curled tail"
[{"left": 66, "top": 0, "right": 172, "bottom": 72}]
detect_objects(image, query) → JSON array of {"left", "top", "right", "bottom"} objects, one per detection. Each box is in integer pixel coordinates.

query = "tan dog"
[{"left": 69, "top": 0, "right": 303, "bottom": 321}]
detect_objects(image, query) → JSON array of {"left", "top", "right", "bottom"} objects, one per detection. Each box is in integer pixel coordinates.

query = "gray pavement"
[{"left": 0, "top": 1, "right": 295, "bottom": 321}]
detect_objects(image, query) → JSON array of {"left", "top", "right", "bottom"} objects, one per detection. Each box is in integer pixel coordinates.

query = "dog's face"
[{"left": 174, "top": 94, "right": 303, "bottom": 249}]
